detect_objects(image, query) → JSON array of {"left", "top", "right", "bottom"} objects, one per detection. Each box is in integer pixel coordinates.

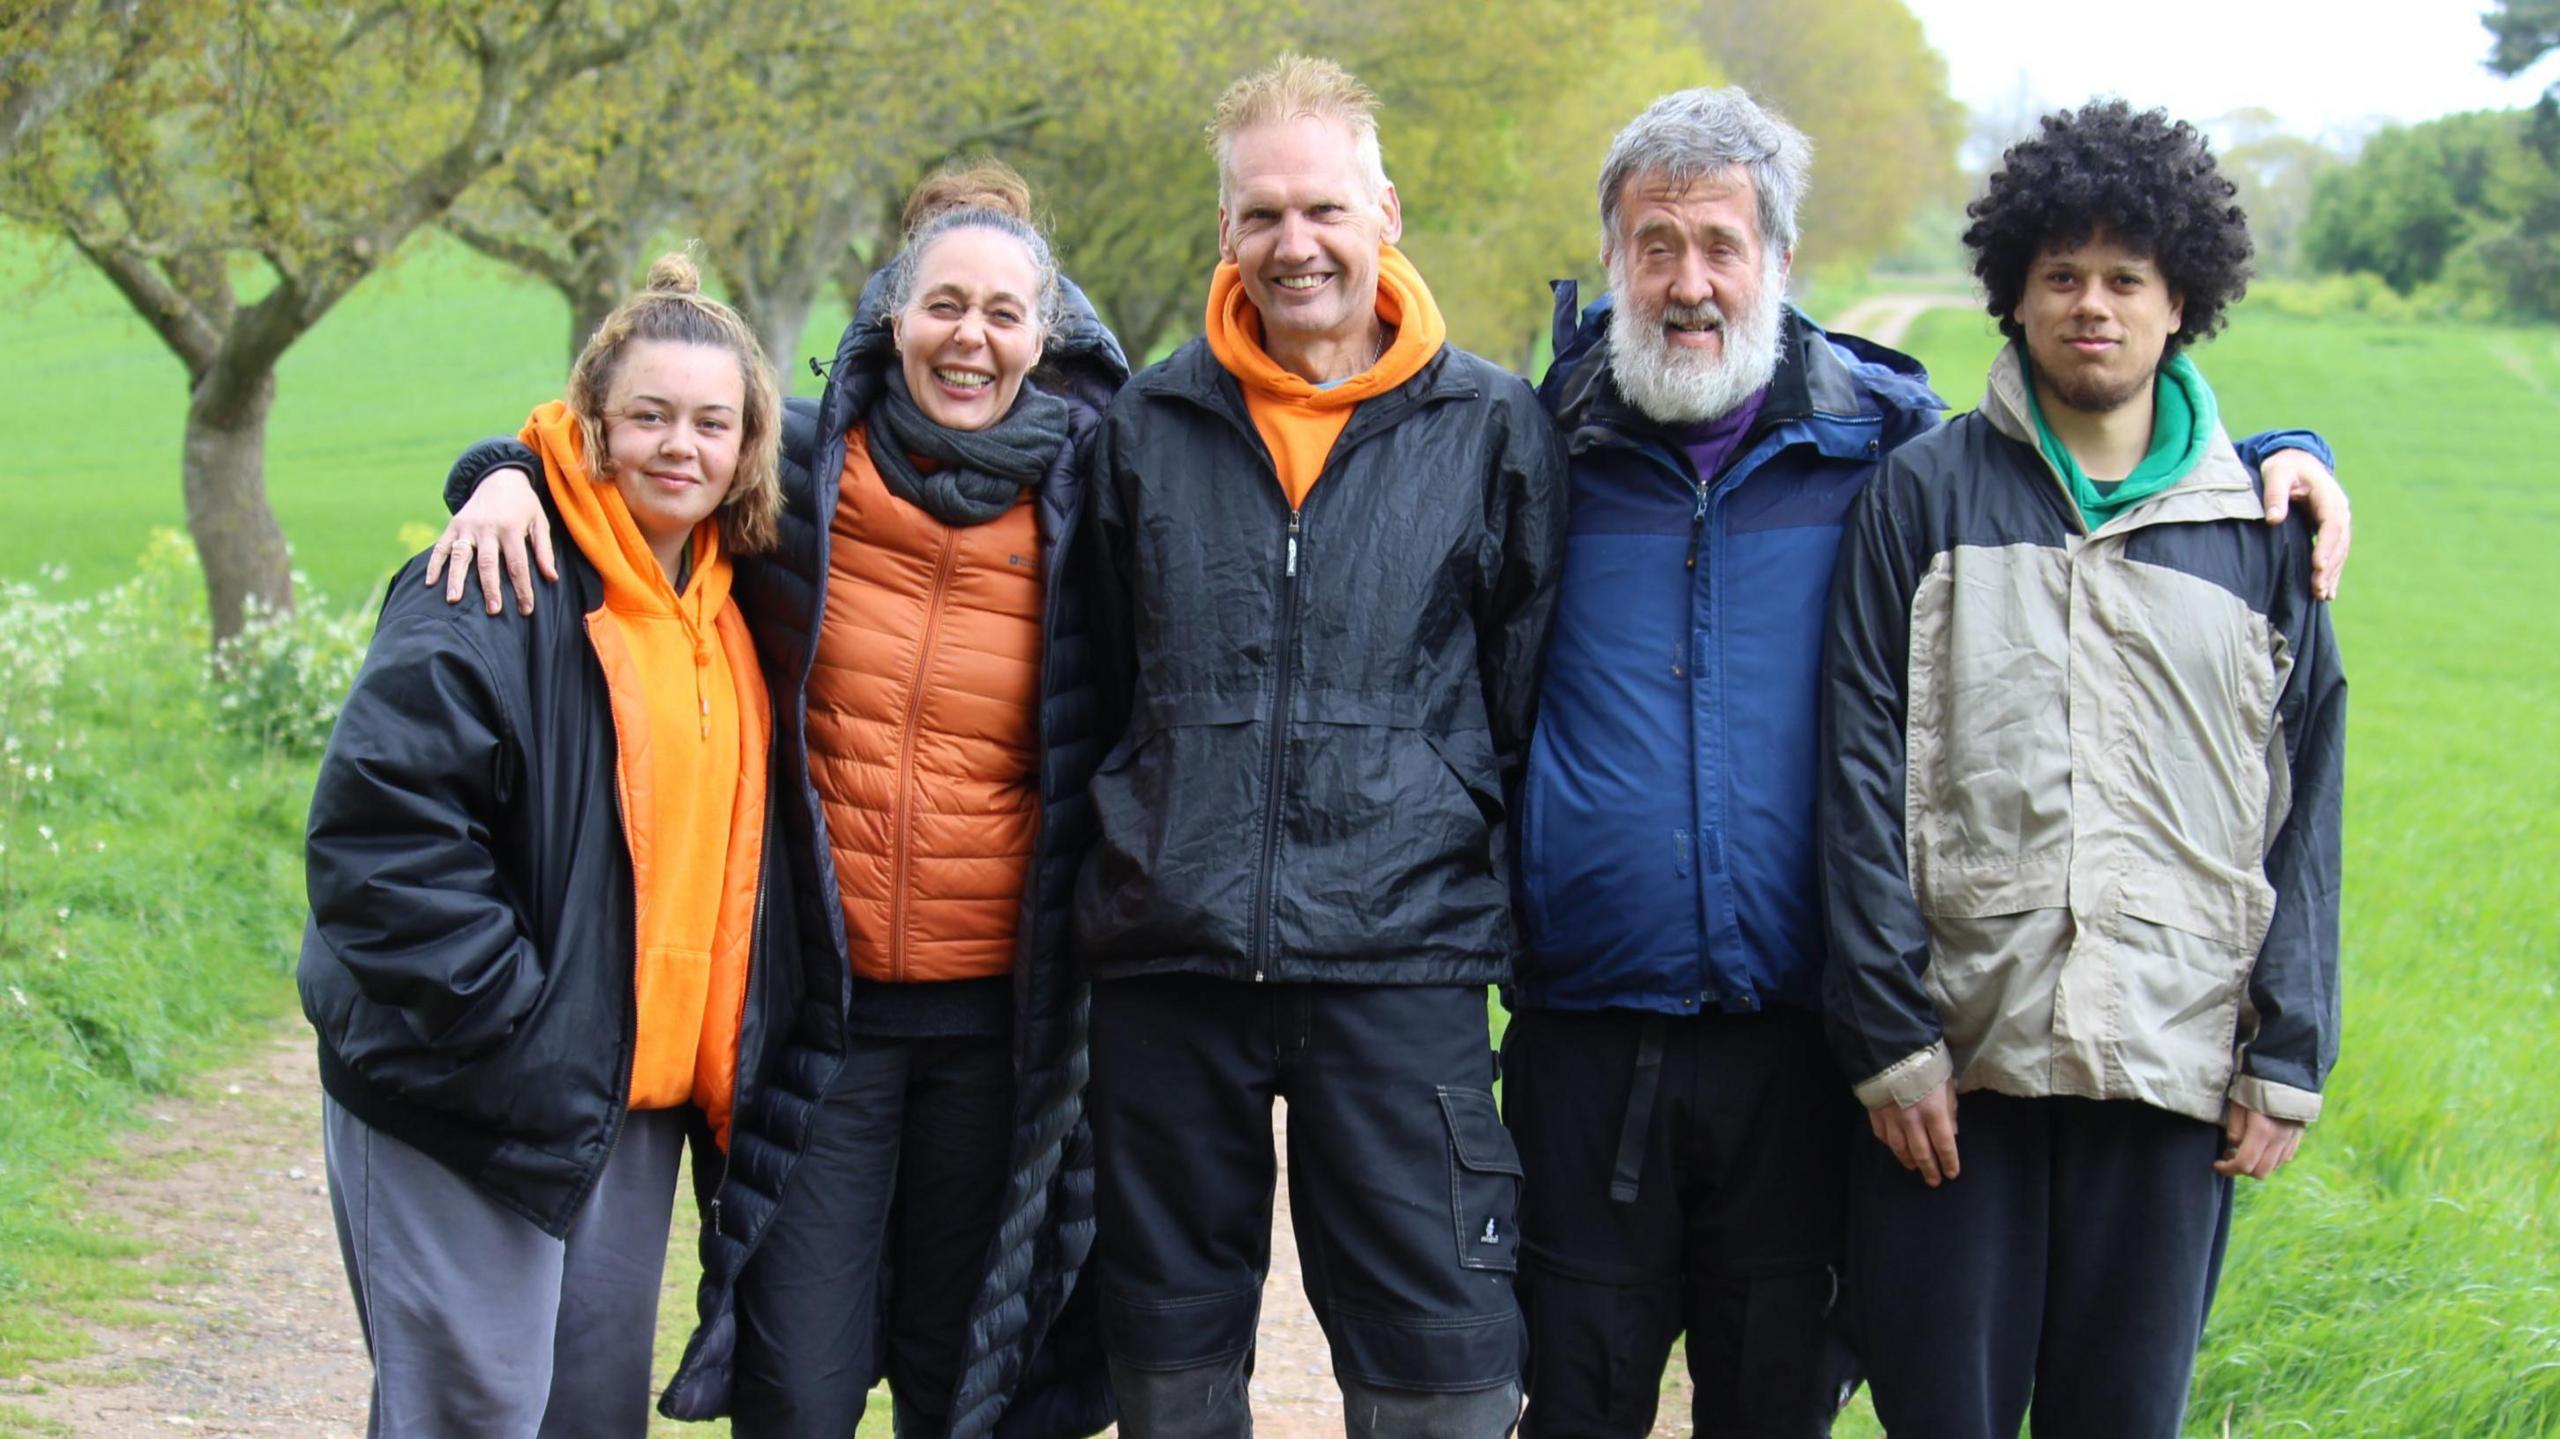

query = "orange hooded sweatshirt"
[
  {"left": 522, "top": 401, "right": 770, "bottom": 1148},
  {"left": 1204, "top": 243, "right": 1448, "bottom": 509}
]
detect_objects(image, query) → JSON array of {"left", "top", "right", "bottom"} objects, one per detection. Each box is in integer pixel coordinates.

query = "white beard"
[{"left": 1604, "top": 253, "right": 1786, "bottom": 427}]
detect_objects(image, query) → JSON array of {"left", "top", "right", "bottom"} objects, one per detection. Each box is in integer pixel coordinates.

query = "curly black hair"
[{"left": 1964, "top": 100, "right": 2253, "bottom": 352}]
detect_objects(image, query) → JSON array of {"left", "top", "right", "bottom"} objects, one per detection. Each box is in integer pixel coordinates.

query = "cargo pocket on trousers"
[{"left": 1438, "top": 1086, "right": 1523, "bottom": 1273}]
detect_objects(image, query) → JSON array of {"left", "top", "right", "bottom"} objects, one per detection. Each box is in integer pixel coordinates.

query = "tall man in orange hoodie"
[{"left": 1073, "top": 54, "right": 1566, "bottom": 1439}]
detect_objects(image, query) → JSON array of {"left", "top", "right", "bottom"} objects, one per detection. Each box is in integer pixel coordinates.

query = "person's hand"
[
  {"left": 1868, "top": 1080, "right": 1961, "bottom": 1187},
  {"left": 2257, "top": 449, "right": 2351, "bottom": 601},
  {"left": 423, "top": 468, "right": 553, "bottom": 614},
  {"left": 2214, "top": 1101, "right": 2305, "bottom": 1181}
]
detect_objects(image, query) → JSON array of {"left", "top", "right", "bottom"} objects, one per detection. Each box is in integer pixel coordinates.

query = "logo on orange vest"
[{"left": 1009, "top": 554, "right": 1027, "bottom": 566}]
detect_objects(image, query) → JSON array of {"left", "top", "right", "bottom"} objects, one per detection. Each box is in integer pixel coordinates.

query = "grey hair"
[
  {"left": 1597, "top": 87, "right": 1813, "bottom": 256},
  {"left": 883, "top": 206, "right": 1064, "bottom": 340}
]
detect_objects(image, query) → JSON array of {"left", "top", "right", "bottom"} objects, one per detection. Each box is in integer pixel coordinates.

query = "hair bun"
[{"left": 644, "top": 252, "right": 702, "bottom": 295}]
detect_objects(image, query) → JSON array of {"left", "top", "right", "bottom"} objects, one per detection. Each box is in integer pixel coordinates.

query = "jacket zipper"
[
  {"left": 889, "top": 530, "right": 962, "bottom": 981},
  {"left": 1248, "top": 506, "right": 1304, "bottom": 983}
]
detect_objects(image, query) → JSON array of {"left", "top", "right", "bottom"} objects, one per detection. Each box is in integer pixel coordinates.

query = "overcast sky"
[{"left": 1900, "top": 0, "right": 2560, "bottom": 144}]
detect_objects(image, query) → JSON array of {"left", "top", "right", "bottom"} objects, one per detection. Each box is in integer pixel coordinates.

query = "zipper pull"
[
  {"left": 1686, "top": 484, "right": 1708, "bottom": 570},
  {"left": 1285, "top": 509, "right": 1302, "bottom": 578}
]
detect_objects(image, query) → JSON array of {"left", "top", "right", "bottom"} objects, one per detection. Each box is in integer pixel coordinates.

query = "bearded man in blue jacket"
[{"left": 1500, "top": 86, "right": 2350, "bottom": 1438}]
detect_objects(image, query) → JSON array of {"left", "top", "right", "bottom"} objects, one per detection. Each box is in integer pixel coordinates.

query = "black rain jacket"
[{"left": 1073, "top": 337, "right": 1566, "bottom": 986}]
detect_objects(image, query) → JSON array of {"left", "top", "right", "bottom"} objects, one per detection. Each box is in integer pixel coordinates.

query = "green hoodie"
[{"left": 2025, "top": 349, "right": 2220, "bottom": 533}]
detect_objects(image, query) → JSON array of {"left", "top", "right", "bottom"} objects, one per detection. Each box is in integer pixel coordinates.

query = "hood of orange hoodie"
[
  {"left": 520, "top": 400, "right": 733, "bottom": 623},
  {"left": 1205, "top": 243, "right": 1447, "bottom": 407},
  {"left": 1204, "top": 245, "right": 1447, "bottom": 508}
]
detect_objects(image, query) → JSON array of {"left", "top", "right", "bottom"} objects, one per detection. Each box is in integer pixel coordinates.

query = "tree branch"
[{"left": 61, "top": 218, "right": 223, "bottom": 374}]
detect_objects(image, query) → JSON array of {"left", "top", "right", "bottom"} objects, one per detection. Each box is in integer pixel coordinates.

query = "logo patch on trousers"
[{"left": 1480, "top": 1217, "right": 1501, "bottom": 1244}]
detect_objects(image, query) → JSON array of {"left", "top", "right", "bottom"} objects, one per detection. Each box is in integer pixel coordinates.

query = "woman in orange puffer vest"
[{"left": 429, "top": 167, "right": 1128, "bottom": 1439}]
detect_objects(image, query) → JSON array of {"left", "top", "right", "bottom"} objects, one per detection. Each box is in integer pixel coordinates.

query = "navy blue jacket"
[
  {"left": 1513, "top": 289, "right": 1942, "bottom": 1017},
  {"left": 1512, "top": 285, "right": 2331, "bottom": 1019}
]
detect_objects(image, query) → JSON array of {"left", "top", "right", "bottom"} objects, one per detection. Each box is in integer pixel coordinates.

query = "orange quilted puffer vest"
[{"left": 807, "top": 424, "right": 1044, "bottom": 984}]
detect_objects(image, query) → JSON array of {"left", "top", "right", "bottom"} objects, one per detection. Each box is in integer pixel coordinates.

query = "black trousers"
[
  {"left": 729, "top": 1033, "right": 1014, "bottom": 1439},
  {"left": 1088, "top": 976, "right": 1527, "bottom": 1398},
  {"left": 1848, "top": 1092, "right": 2236, "bottom": 1439},
  {"left": 1501, "top": 1006, "right": 1860, "bottom": 1438}
]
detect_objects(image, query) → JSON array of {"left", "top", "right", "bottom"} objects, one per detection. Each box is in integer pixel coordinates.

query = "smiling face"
[
  {"left": 600, "top": 339, "right": 746, "bottom": 576},
  {"left": 1217, "top": 113, "right": 1402, "bottom": 351},
  {"left": 2013, "top": 228, "right": 2184, "bottom": 417},
  {"left": 1602, "top": 165, "right": 1789, "bottom": 425},
  {"left": 896, "top": 225, "right": 1046, "bottom": 432}
]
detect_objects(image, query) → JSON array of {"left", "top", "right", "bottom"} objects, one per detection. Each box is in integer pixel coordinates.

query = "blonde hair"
[
  {"left": 1206, "top": 55, "right": 1391, "bottom": 208},
  {"left": 902, "top": 158, "right": 1035, "bottom": 233},
  {"left": 565, "top": 252, "right": 782, "bottom": 556}
]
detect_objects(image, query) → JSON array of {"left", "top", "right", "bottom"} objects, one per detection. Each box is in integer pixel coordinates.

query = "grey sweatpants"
[{"left": 322, "top": 1095, "right": 687, "bottom": 1438}]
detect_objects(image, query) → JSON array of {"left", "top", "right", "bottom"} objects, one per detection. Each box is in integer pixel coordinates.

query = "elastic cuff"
[
  {"left": 1854, "top": 1041, "right": 1952, "bottom": 1111},
  {"left": 2229, "top": 1074, "right": 2323, "bottom": 1124}
]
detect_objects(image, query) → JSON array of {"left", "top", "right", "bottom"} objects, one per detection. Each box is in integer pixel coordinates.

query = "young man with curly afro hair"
[{"left": 1817, "top": 99, "right": 2348, "bottom": 1437}]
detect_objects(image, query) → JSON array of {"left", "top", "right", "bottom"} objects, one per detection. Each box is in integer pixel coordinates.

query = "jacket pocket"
[
  {"left": 2113, "top": 868, "right": 2272, "bottom": 955},
  {"left": 1418, "top": 726, "right": 1504, "bottom": 829},
  {"left": 1913, "top": 859, "right": 2070, "bottom": 1058},
  {"left": 2110, "top": 867, "right": 2266, "bottom": 1098},
  {"left": 1437, "top": 1086, "right": 1523, "bottom": 1273},
  {"left": 1076, "top": 716, "right": 1260, "bottom": 965}
]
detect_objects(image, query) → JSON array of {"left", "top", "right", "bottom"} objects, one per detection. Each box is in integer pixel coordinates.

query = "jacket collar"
[
  {"left": 1978, "top": 342, "right": 2260, "bottom": 532},
  {"left": 1135, "top": 331, "right": 1472, "bottom": 432}
]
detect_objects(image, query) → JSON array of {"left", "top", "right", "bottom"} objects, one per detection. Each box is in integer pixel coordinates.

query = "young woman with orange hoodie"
[
  {"left": 300, "top": 255, "right": 784, "bottom": 1437},
  {"left": 428, "top": 170, "right": 1129, "bottom": 1439}
]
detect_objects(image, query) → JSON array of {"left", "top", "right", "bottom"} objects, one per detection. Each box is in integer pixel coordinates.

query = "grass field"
[{"left": 4, "top": 223, "right": 2556, "bottom": 1434}]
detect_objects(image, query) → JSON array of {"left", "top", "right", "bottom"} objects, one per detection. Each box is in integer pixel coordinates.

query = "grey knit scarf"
[{"left": 863, "top": 365, "right": 1070, "bottom": 527}]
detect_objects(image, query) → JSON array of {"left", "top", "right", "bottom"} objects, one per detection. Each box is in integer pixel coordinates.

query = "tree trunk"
[
  {"left": 182, "top": 366, "right": 291, "bottom": 645},
  {"left": 746, "top": 274, "right": 824, "bottom": 394},
  {"left": 568, "top": 268, "right": 622, "bottom": 369}
]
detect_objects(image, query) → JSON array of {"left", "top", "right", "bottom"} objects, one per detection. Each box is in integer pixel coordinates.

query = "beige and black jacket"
[{"left": 1819, "top": 345, "right": 2345, "bottom": 1128}]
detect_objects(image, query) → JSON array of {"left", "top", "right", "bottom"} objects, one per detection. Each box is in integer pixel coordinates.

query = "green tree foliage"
[
  {"left": 1688, "top": 0, "right": 1964, "bottom": 270},
  {"left": 2217, "top": 108, "right": 2345, "bottom": 277},
  {"left": 443, "top": 16, "right": 717, "bottom": 365},
  {"left": 2303, "top": 108, "right": 2560, "bottom": 319},
  {"left": 0, "top": 0, "right": 139, "bottom": 164},
  {"left": 1320, "top": 0, "right": 1707, "bottom": 369},
  {"left": 435, "top": 0, "right": 1962, "bottom": 372},
  {"left": 0, "top": 1, "right": 666, "bottom": 641},
  {"left": 1006, "top": 0, "right": 1297, "bottom": 361},
  {"left": 1019, "top": 0, "right": 1745, "bottom": 367},
  {"left": 2486, "top": 0, "right": 2560, "bottom": 155}
]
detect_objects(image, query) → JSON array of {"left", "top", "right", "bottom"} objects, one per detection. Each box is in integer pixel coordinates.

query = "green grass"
[
  {"left": 0, "top": 543, "right": 316, "bottom": 1375},
  {"left": 1, "top": 227, "right": 835, "bottom": 608},
  {"left": 1900, "top": 305, "right": 2560, "bottom": 1435}
]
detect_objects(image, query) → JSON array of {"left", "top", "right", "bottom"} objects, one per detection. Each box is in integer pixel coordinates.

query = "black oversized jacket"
[
  {"left": 445, "top": 280, "right": 1129, "bottom": 1439},
  {"left": 299, "top": 518, "right": 788, "bottom": 1241},
  {"left": 1073, "top": 338, "right": 1566, "bottom": 986}
]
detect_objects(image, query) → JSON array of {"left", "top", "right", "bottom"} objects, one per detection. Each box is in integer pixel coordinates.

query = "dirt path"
[
  {"left": 1824, "top": 292, "right": 1968, "bottom": 350},
  {"left": 3, "top": 1027, "right": 370, "bottom": 1436},
  {"left": 7, "top": 1026, "right": 1631, "bottom": 1438}
]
